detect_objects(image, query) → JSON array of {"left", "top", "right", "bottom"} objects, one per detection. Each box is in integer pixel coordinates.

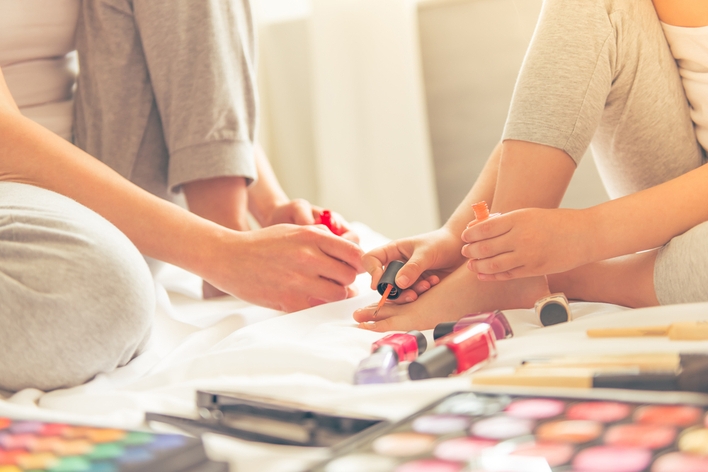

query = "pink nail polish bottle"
[{"left": 433, "top": 311, "right": 513, "bottom": 342}]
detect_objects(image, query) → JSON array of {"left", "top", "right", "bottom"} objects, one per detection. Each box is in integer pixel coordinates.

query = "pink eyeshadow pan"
[
  {"left": 433, "top": 437, "right": 497, "bottom": 461},
  {"left": 572, "top": 446, "right": 652, "bottom": 472},
  {"left": 510, "top": 440, "right": 574, "bottom": 467},
  {"left": 604, "top": 424, "right": 676, "bottom": 450},
  {"left": 394, "top": 459, "right": 464, "bottom": 472},
  {"left": 505, "top": 399, "right": 565, "bottom": 419},
  {"left": 652, "top": 452, "right": 708, "bottom": 472},
  {"left": 566, "top": 402, "right": 631, "bottom": 422},
  {"left": 372, "top": 432, "right": 436, "bottom": 457}
]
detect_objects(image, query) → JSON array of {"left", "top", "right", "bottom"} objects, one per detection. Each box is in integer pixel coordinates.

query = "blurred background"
[{"left": 252, "top": 0, "right": 609, "bottom": 239}]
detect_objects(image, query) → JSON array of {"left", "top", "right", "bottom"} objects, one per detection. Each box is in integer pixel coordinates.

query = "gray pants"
[
  {"left": 0, "top": 183, "right": 154, "bottom": 392},
  {"left": 503, "top": 0, "right": 707, "bottom": 305}
]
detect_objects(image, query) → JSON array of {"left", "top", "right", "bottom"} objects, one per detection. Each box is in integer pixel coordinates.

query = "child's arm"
[
  {"left": 462, "top": 162, "right": 708, "bottom": 280},
  {"left": 0, "top": 70, "right": 364, "bottom": 312},
  {"left": 652, "top": 0, "right": 708, "bottom": 27}
]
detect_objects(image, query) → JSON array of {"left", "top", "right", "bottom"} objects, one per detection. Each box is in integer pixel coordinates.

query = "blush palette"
[
  {"left": 0, "top": 417, "right": 227, "bottom": 471},
  {"left": 311, "top": 391, "right": 708, "bottom": 472}
]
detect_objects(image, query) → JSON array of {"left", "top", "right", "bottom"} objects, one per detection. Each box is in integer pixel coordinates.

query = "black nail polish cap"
[
  {"left": 433, "top": 322, "right": 456, "bottom": 340},
  {"left": 408, "top": 346, "right": 457, "bottom": 380},
  {"left": 539, "top": 302, "right": 568, "bottom": 326},
  {"left": 377, "top": 260, "right": 405, "bottom": 300},
  {"left": 408, "top": 330, "right": 428, "bottom": 355}
]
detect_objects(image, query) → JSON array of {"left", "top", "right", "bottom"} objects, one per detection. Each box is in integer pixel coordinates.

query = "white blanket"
[{"left": 3, "top": 223, "right": 708, "bottom": 472}]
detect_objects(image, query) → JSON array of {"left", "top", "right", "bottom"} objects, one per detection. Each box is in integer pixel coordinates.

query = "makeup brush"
[
  {"left": 372, "top": 260, "right": 405, "bottom": 318},
  {"left": 520, "top": 353, "right": 708, "bottom": 372},
  {"left": 472, "top": 360, "right": 708, "bottom": 393},
  {"left": 587, "top": 321, "right": 708, "bottom": 340}
]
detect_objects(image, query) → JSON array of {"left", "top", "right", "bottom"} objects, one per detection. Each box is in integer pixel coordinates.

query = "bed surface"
[{"left": 3, "top": 223, "right": 708, "bottom": 472}]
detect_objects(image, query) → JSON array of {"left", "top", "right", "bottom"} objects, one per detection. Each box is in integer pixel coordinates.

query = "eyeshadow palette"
[
  {"left": 0, "top": 417, "right": 227, "bottom": 471},
  {"left": 310, "top": 390, "right": 708, "bottom": 472}
]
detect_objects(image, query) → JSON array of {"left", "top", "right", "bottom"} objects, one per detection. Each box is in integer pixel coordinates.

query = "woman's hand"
[
  {"left": 362, "top": 227, "right": 467, "bottom": 303},
  {"left": 461, "top": 208, "right": 595, "bottom": 280},
  {"left": 208, "top": 223, "right": 365, "bottom": 312}
]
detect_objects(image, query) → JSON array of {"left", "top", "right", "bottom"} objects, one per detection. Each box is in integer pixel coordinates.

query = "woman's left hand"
[
  {"left": 460, "top": 207, "right": 594, "bottom": 280},
  {"left": 267, "top": 200, "right": 359, "bottom": 243}
]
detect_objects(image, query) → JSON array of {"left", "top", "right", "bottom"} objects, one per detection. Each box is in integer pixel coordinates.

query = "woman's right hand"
[
  {"left": 205, "top": 223, "right": 365, "bottom": 313},
  {"left": 361, "top": 227, "right": 466, "bottom": 303}
]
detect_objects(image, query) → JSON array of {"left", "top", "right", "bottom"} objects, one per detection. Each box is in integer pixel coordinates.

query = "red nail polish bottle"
[
  {"left": 408, "top": 323, "right": 497, "bottom": 380},
  {"left": 371, "top": 331, "right": 427, "bottom": 362}
]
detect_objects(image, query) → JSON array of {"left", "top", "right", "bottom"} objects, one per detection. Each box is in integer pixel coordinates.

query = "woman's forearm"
[
  {"left": 0, "top": 110, "right": 233, "bottom": 280},
  {"left": 590, "top": 163, "right": 708, "bottom": 261}
]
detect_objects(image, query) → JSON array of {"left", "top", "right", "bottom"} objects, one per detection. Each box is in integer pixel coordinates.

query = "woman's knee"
[
  {"left": 654, "top": 221, "right": 708, "bottom": 305},
  {"left": 0, "top": 184, "right": 154, "bottom": 391}
]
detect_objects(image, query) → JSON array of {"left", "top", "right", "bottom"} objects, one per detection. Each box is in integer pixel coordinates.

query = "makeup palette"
[
  {"left": 0, "top": 417, "right": 226, "bottom": 471},
  {"left": 310, "top": 391, "right": 708, "bottom": 472}
]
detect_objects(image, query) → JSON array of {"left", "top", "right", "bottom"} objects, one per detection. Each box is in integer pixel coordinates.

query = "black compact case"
[{"left": 146, "top": 390, "right": 387, "bottom": 448}]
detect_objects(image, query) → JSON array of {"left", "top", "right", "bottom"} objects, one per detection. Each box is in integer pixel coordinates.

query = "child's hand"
[
  {"left": 461, "top": 208, "right": 594, "bottom": 280},
  {"left": 362, "top": 227, "right": 465, "bottom": 303}
]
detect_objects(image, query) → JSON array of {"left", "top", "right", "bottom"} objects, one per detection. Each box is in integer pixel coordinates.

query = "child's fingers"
[
  {"left": 461, "top": 237, "right": 512, "bottom": 260},
  {"left": 461, "top": 215, "right": 510, "bottom": 243},
  {"left": 467, "top": 254, "right": 522, "bottom": 276}
]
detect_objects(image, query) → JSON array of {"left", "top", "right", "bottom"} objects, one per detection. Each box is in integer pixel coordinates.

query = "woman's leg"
[{"left": 0, "top": 183, "right": 154, "bottom": 392}]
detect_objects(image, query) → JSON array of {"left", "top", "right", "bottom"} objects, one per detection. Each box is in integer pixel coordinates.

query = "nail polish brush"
[{"left": 373, "top": 260, "right": 405, "bottom": 317}]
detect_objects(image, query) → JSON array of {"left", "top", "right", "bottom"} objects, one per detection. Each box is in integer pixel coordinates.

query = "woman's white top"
[
  {"left": 0, "top": 0, "right": 79, "bottom": 140},
  {"left": 662, "top": 22, "right": 708, "bottom": 153}
]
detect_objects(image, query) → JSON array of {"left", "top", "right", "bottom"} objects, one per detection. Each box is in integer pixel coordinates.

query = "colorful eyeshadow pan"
[
  {"left": 652, "top": 451, "right": 708, "bottom": 472},
  {"left": 0, "top": 418, "right": 224, "bottom": 471},
  {"left": 433, "top": 437, "right": 496, "bottom": 461},
  {"left": 412, "top": 416, "right": 472, "bottom": 435},
  {"left": 324, "top": 453, "right": 398, "bottom": 472},
  {"left": 678, "top": 428, "right": 708, "bottom": 454},
  {"left": 510, "top": 440, "right": 574, "bottom": 467},
  {"left": 471, "top": 416, "right": 534, "bottom": 439},
  {"left": 394, "top": 459, "right": 463, "bottom": 472},
  {"left": 566, "top": 401, "right": 631, "bottom": 422},
  {"left": 505, "top": 399, "right": 565, "bottom": 419},
  {"left": 573, "top": 446, "right": 653, "bottom": 472},
  {"left": 605, "top": 424, "right": 676, "bottom": 450},
  {"left": 536, "top": 420, "right": 603, "bottom": 443},
  {"left": 372, "top": 433, "right": 436, "bottom": 457},
  {"left": 634, "top": 405, "right": 702, "bottom": 426}
]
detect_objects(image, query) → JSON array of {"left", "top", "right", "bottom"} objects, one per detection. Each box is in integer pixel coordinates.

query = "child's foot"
[{"left": 353, "top": 264, "right": 550, "bottom": 331}]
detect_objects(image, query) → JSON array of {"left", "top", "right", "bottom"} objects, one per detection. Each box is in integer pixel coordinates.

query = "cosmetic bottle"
[
  {"left": 377, "top": 260, "right": 405, "bottom": 300},
  {"left": 433, "top": 311, "right": 513, "bottom": 342},
  {"left": 354, "top": 331, "right": 427, "bottom": 384},
  {"left": 409, "top": 323, "right": 497, "bottom": 380}
]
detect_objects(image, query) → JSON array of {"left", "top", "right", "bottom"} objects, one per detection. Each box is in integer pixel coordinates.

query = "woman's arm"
[
  {"left": 652, "top": 0, "right": 708, "bottom": 27},
  {"left": 0, "top": 70, "right": 363, "bottom": 311}
]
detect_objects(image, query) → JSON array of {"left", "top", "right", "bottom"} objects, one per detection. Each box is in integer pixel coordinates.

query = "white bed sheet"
[{"left": 3, "top": 223, "right": 708, "bottom": 472}]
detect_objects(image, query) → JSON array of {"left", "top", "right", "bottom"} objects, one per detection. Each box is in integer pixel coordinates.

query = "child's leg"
[{"left": 0, "top": 183, "right": 154, "bottom": 392}]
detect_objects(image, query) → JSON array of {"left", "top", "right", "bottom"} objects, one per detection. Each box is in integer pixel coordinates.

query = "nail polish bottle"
[
  {"left": 354, "top": 331, "right": 427, "bottom": 384},
  {"left": 535, "top": 292, "right": 571, "bottom": 326},
  {"left": 408, "top": 323, "right": 497, "bottom": 380},
  {"left": 377, "top": 260, "right": 405, "bottom": 300},
  {"left": 317, "top": 210, "right": 344, "bottom": 236},
  {"left": 433, "top": 311, "right": 513, "bottom": 342}
]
